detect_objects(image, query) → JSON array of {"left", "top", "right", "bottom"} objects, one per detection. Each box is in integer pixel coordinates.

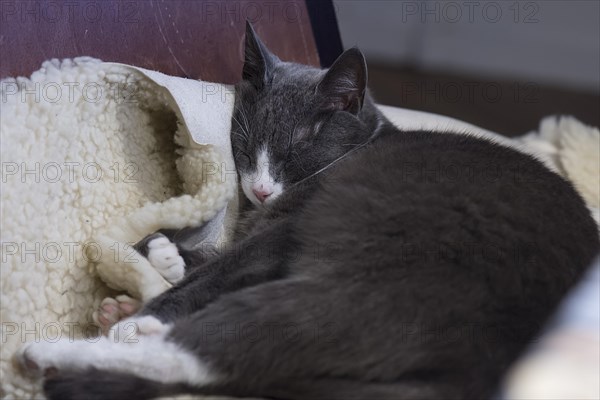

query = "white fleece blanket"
[
  {"left": 1, "top": 58, "right": 598, "bottom": 399},
  {"left": 0, "top": 57, "right": 238, "bottom": 398}
]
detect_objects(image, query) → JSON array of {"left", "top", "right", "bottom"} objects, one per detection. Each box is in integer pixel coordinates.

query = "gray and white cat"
[{"left": 17, "top": 22, "right": 599, "bottom": 400}]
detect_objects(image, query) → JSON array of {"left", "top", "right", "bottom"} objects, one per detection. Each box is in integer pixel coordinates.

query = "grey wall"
[{"left": 335, "top": 0, "right": 600, "bottom": 93}]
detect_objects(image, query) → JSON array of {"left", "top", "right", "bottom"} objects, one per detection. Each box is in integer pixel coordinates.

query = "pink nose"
[{"left": 252, "top": 188, "right": 273, "bottom": 203}]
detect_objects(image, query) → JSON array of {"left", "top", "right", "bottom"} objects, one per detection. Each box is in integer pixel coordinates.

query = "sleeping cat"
[{"left": 17, "top": 22, "right": 599, "bottom": 400}]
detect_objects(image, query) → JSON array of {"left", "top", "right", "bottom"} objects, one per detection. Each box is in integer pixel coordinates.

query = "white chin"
[{"left": 247, "top": 192, "right": 279, "bottom": 207}]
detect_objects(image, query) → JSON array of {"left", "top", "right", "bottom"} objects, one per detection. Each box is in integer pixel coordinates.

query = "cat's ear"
[
  {"left": 242, "top": 21, "right": 279, "bottom": 89},
  {"left": 317, "top": 48, "right": 367, "bottom": 115}
]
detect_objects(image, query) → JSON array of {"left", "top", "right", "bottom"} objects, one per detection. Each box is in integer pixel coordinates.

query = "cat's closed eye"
[
  {"left": 236, "top": 151, "right": 252, "bottom": 169},
  {"left": 282, "top": 158, "right": 298, "bottom": 174}
]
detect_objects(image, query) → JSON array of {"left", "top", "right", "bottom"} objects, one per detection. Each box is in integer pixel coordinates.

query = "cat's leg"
[
  {"left": 30, "top": 278, "right": 450, "bottom": 400},
  {"left": 90, "top": 227, "right": 222, "bottom": 334},
  {"left": 14, "top": 316, "right": 213, "bottom": 388},
  {"left": 134, "top": 232, "right": 187, "bottom": 284},
  {"left": 126, "top": 220, "right": 293, "bottom": 324},
  {"left": 15, "top": 280, "right": 296, "bottom": 391},
  {"left": 135, "top": 227, "right": 221, "bottom": 276},
  {"left": 89, "top": 232, "right": 181, "bottom": 334},
  {"left": 162, "top": 279, "right": 456, "bottom": 399}
]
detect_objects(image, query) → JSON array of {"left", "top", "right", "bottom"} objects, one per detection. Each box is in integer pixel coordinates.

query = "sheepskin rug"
[
  {"left": 0, "top": 58, "right": 237, "bottom": 398},
  {"left": 1, "top": 58, "right": 598, "bottom": 399},
  {"left": 514, "top": 116, "right": 600, "bottom": 223}
]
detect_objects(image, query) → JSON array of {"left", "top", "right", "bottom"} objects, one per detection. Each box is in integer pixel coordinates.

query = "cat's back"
[
  {"left": 297, "top": 127, "right": 599, "bottom": 305},
  {"left": 290, "top": 128, "right": 598, "bottom": 396}
]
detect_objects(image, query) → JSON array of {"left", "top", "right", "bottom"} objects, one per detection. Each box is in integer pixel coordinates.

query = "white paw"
[
  {"left": 15, "top": 335, "right": 214, "bottom": 386},
  {"left": 107, "top": 315, "right": 170, "bottom": 343},
  {"left": 92, "top": 295, "right": 142, "bottom": 335},
  {"left": 13, "top": 339, "right": 74, "bottom": 379},
  {"left": 147, "top": 236, "right": 185, "bottom": 284},
  {"left": 14, "top": 342, "right": 48, "bottom": 379}
]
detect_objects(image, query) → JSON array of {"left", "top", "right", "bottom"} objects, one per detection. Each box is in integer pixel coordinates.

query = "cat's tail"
[{"left": 43, "top": 368, "right": 201, "bottom": 400}]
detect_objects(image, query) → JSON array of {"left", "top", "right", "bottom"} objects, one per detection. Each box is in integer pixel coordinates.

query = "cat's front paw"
[
  {"left": 107, "top": 315, "right": 170, "bottom": 343},
  {"left": 139, "top": 233, "right": 186, "bottom": 284},
  {"left": 92, "top": 295, "right": 142, "bottom": 335}
]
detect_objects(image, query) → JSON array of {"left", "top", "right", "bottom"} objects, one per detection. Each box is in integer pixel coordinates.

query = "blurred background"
[
  {"left": 334, "top": 0, "right": 600, "bottom": 136},
  {"left": 2, "top": 0, "right": 597, "bottom": 138}
]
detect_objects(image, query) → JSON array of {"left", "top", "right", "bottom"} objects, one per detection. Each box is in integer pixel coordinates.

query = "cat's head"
[{"left": 232, "top": 22, "right": 380, "bottom": 207}]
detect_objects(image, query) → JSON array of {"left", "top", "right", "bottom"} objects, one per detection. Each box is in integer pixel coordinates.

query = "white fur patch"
[
  {"left": 15, "top": 323, "right": 214, "bottom": 386},
  {"left": 147, "top": 236, "right": 186, "bottom": 284},
  {"left": 108, "top": 315, "right": 169, "bottom": 343},
  {"left": 240, "top": 148, "right": 283, "bottom": 206}
]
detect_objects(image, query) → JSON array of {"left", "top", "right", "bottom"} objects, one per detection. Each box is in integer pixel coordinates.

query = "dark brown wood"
[{"left": 0, "top": 0, "right": 320, "bottom": 82}]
